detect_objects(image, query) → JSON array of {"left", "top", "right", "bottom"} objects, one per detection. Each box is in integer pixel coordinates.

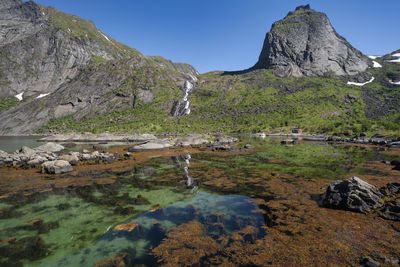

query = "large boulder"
[
  {"left": 35, "top": 142, "right": 64, "bottom": 153},
  {"left": 322, "top": 177, "right": 384, "bottom": 213},
  {"left": 41, "top": 160, "right": 73, "bottom": 174}
]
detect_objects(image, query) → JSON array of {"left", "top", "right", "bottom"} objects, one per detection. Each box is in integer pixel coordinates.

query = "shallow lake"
[
  {"left": 0, "top": 136, "right": 46, "bottom": 152},
  {"left": 0, "top": 137, "right": 399, "bottom": 266}
]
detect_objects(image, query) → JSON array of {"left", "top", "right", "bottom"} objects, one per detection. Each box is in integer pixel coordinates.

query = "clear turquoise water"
[
  {"left": 40, "top": 192, "right": 265, "bottom": 266},
  {"left": 0, "top": 138, "right": 398, "bottom": 266}
]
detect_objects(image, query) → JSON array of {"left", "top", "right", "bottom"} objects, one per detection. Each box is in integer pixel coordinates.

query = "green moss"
[{"left": 0, "top": 97, "right": 20, "bottom": 111}]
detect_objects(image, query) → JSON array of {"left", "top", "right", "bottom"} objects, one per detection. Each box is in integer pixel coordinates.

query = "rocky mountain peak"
[
  {"left": 251, "top": 5, "right": 372, "bottom": 77},
  {"left": 295, "top": 4, "right": 310, "bottom": 10},
  {"left": 288, "top": 4, "right": 311, "bottom": 15}
]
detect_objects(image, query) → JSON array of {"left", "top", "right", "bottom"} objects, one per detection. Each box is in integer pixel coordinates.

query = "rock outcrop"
[{"left": 251, "top": 5, "right": 371, "bottom": 77}]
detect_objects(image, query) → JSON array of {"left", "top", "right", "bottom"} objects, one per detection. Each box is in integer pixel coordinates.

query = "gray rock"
[
  {"left": 17, "top": 146, "right": 36, "bottom": 155},
  {"left": 59, "top": 154, "right": 79, "bottom": 166},
  {"left": 27, "top": 156, "right": 47, "bottom": 166},
  {"left": 41, "top": 160, "right": 73, "bottom": 174},
  {"left": 250, "top": 5, "right": 370, "bottom": 77},
  {"left": 322, "top": 176, "right": 384, "bottom": 213},
  {"left": 80, "top": 153, "right": 93, "bottom": 161},
  {"left": 35, "top": 142, "right": 64, "bottom": 153}
]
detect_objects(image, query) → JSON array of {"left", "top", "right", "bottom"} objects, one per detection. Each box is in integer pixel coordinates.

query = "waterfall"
[{"left": 170, "top": 75, "right": 197, "bottom": 117}]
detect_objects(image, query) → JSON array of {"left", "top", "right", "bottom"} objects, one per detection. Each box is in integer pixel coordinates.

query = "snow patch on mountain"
[
  {"left": 36, "top": 93, "right": 50, "bottom": 99},
  {"left": 15, "top": 92, "right": 23, "bottom": 101},
  {"left": 347, "top": 77, "right": 374, "bottom": 86},
  {"left": 372, "top": 61, "right": 382, "bottom": 68}
]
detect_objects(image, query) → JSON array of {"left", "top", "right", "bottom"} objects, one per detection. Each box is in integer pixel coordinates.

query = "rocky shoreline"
[
  {"left": 0, "top": 142, "right": 121, "bottom": 174},
  {"left": 0, "top": 135, "right": 243, "bottom": 174}
]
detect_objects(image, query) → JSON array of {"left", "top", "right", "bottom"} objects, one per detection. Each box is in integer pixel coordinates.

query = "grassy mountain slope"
[{"left": 38, "top": 56, "right": 400, "bottom": 136}]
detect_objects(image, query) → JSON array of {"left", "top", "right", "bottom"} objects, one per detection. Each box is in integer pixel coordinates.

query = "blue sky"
[{"left": 33, "top": 0, "right": 400, "bottom": 73}]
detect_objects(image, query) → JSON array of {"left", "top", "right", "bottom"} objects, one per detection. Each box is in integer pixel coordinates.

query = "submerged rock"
[
  {"left": 41, "top": 160, "right": 73, "bottom": 174},
  {"left": 322, "top": 176, "right": 384, "bottom": 213},
  {"left": 114, "top": 222, "right": 140, "bottom": 232}
]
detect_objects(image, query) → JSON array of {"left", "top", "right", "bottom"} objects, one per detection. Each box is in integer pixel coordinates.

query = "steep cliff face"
[
  {"left": 251, "top": 5, "right": 372, "bottom": 77},
  {"left": 0, "top": 0, "right": 137, "bottom": 99},
  {"left": 0, "top": 0, "right": 197, "bottom": 134}
]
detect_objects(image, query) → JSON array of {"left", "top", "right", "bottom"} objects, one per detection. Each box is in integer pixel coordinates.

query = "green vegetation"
[
  {"left": 37, "top": 66, "right": 400, "bottom": 136},
  {"left": 89, "top": 55, "right": 108, "bottom": 64},
  {"left": 0, "top": 97, "right": 19, "bottom": 111}
]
